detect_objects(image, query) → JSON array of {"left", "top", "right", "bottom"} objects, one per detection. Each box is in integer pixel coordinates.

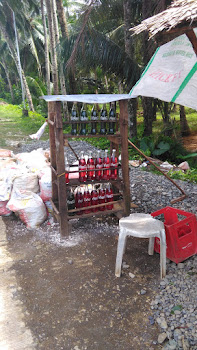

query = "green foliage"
[
  {"left": 168, "top": 169, "right": 197, "bottom": 184},
  {"left": 83, "top": 137, "right": 110, "bottom": 151},
  {"left": 0, "top": 103, "right": 47, "bottom": 149},
  {"left": 171, "top": 305, "right": 182, "bottom": 314},
  {"left": 139, "top": 136, "right": 171, "bottom": 158}
]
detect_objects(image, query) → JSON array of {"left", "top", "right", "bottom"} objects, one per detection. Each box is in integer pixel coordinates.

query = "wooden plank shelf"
[
  {"left": 47, "top": 97, "right": 131, "bottom": 236},
  {"left": 67, "top": 200, "right": 124, "bottom": 220}
]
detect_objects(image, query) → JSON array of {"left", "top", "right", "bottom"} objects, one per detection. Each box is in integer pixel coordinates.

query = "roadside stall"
[{"left": 41, "top": 94, "right": 132, "bottom": 236}]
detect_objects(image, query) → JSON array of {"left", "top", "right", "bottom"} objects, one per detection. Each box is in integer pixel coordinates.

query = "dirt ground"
[
  {"left": 0, "top": 214, "right": 163, "bottom": 350},
  {"left": 182, "top": 131, "right": 197, "bottom": 152}
]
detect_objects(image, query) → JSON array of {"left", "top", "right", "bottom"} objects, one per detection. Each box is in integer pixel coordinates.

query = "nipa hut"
[{"left": 130, "top": 0, "right": 197, "bottom": 51}]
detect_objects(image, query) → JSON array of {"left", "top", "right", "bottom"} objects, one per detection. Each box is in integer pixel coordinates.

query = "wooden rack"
[{"left": 44, "top": 95, "right": 131, "bottom": 236}]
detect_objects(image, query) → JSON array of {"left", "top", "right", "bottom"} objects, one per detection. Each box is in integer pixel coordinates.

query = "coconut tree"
[{"left": 0, "top": 0, "right": 41, "bottom": 110}]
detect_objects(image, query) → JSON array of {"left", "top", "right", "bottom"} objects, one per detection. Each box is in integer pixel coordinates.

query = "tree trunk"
[
  {"left": 2, "top": 58, "right": 14, "bottom": 102},
  {"left": 0, "top": 20, "right": 34, "bottom": 111},
  {"left": 45, "top": 0, "right": 59, "bottom": 94},
  {"left": 180, "top": 105, "right": 190, "bottom": 136},
  {"left": 142, "top": 96, "right": 153, "bottom": 136},
  {"left": 41, "top": 0, "right": 51, "bottom": 95},
  {"left": 142, "top": 1, "right": 155, "bottom": 137},
  {"left": 56, "top": 0, "right": 69, "bottom": 39},
  {"left": 123, "top": 0, "right": 137, "bottom": 138}
]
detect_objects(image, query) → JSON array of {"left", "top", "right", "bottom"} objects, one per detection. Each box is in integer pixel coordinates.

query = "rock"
[
  {"left": 157, "top": 317, "right": 168, "bottom": 330},
  {"left": 177, "top": 263, "right": 185, "bottom": 269},
  {"left": 158, "top": 332, "right": 167, "bottom": 344},
  {"left": 140, "top": 289, "right": 146, "bottom": 295},
  {"left": 178, "top": 161, "right": 190, "bottom": 170},
  {"left": 173, "top": 328, "right": 182, "bottom": 341},
  {"left": 122, "top": 264, "right": 130, "bottom": 269},
  {"left": 129, "top": 273, "right": 135, "bottom": 279}
]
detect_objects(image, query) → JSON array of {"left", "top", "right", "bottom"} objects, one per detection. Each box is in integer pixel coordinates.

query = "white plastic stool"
[{"left": 115, "top": 213, "right": 166, "bottom": 279}]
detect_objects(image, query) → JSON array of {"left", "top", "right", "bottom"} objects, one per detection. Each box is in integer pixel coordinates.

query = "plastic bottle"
[
  {"left": 87, "top": 151, "right": 95, "bottom": 181},
  {"left": 65, "top": 156, "right": 70, "bottom": 184},
  {"left": 91, "top": 105, "right": 98, "bottom": 135},
  {"left": 95, "top": 150, "right": 103, "bottom": 181},
  {"left": 100, "top": 104, "right": 108, "bottom": 134},
  {"left": 71, "top": 102, "right": 79, "bottom": 135},
  {"left": 80, "top": 103, "right": 88, "bottom": 135},
  {"left": 67, "top": 188, "right": 75, "bottom": 215},
  {"left": 108, "top": 102, "right": 116, "bottom": 134},
  {"left": 102, "top": 149, "right": 110, "bottom": 180},
  {"left": 83, "top": 185, "right": 92, "bottom": 214},
  {"left": 91, "top": 185, "right": 99, "bottom": 212},
  {"left": 106, "top": 183, "right": 114, "bottom": 210},
  {"left": 98, "top": 184, "right": 106, "bottom": 211},
  {"left": 110, "top": 149, "right": 118, "bottom": 180}
]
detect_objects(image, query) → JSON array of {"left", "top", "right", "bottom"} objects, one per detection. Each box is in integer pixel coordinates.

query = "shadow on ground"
[{"left": 2, "top": 214, "right": 163, "bottom": 350}]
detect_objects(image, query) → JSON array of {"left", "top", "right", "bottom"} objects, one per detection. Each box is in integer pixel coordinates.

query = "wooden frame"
[{"left": 47, "top": 97, "right": 131, "bottom": 236}]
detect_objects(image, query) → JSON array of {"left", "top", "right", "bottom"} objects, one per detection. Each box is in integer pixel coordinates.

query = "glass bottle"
[
  {"left": 91, "top": 185, "right": 99, "bottom": 213},
  {"left": 108, "top": 102, "right": 116, "bottom": 134},
  {"left": 98, "top": 184, "right": 106, "bottom": 211},
  {"left": 95, "top": 150, "right": 103, "bottom": 181},
  {"left": 83, "top": 185, "right": 92, "bottom": 214},
  {"left": 75, "top": 187, "right": 83, "bottom": 215},
  {"left": 100, "top": 104, "right": 108, "bottom": 134},
  {"left": 87, "top": 150, "right": 95, "bottom": 181},
  {"left": 67, "top": 188, "right": 75, "bottom": 215},
  {"left": 102, "top": 149, "right": 110, "bottom": 180},
  {"left": 71, "top": 102, "right": 79, "bottom": 135},
  {"left": 80, "top": 103, "right": 88, "bottom": 135},
  {"left": 91, "top": 105, "right": 98, "bottom": 135},
  {"left": 65, "top": 156, "right": 70, "bottom": 184},
  {"left": 79, "top": 151, "right": 87, "bottom": 182},
  {"left": 106, "top": 183, "right": 114, "bottom": 210},
  {"left": 110, "top": 149, "right": 118, "bottom": 180}
]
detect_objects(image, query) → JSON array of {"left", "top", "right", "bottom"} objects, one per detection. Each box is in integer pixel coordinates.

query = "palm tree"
[{"left": 0, "top": 0, "right": 41, "bottom": 110}]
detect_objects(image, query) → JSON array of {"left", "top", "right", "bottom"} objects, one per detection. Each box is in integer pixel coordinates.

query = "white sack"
[
  {"left": 0, "top": 201, "right": 12, "bottom": 216},
  {"left": 12, "top": 173, "right": 39, "bottom": 194},
  {"left": 39, "top": 168, "right": 52, "bottom": 201},
  {"left": 7, "top": 190, "right": 47, "bottom": 229},
  {"left": 15, "top": 149, "right": 49, "bottom": 173},
  {"left": 130, "top": 29, "right": 197, "bottom": 110}
]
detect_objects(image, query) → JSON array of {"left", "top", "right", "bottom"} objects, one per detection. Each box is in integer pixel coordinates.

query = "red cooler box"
[{"left": 151, "top": 206, "right": 197, "bottom": 264}]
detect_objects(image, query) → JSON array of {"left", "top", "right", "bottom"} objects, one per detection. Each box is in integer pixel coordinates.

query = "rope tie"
[{"left": 57, "top": 172, "right": 65, "bottom": 178}]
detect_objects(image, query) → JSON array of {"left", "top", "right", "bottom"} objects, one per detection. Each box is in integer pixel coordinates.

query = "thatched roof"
[{"left": 131, "top": 0, "right": 197, "bottom": 44}]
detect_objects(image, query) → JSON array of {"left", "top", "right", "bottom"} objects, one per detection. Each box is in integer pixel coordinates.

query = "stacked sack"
[{"left": 0, "top": 148, "right": 52, "bottom": 230}]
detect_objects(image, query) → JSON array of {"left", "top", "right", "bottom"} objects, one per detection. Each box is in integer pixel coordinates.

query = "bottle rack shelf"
[{"left": 47, "top": 97, "right": 131, "bottom": 236}]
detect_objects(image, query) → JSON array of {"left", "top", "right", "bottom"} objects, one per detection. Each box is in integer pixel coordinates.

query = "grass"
[{"left": 0, "top": 103, "right": 47, "bottom": 148}]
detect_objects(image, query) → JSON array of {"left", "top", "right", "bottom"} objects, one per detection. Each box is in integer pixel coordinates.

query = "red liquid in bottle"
[
  {"left": 83, "top": 187, "right": 92, "bottom": 214},
  {"left": 91, "top": 187, "right": 99, "bottom": 212},
  {"left": 75, "top": 188, "right": 83, "bottom": 215},
  {"left": 106, "top": 185, "right": 114, "bottom": 210},
  {"left": 65, "top": 156, "right": 69, "bottom": 184},
  {"left": 79, "top": 152, "right": 87, "bottom": 182},
  {"left": 87, "top": 151, "right": 95, "bottom": 181},
  {"left": 111, "top": 149, "right": 118, "bottom": 180},
  {"left": 95, "top": 150, "right": 103, "bottom": 181},
  {"left": 99, "top": 186, "right": 106, "bottom": 211},
  {"left": 65, "top": 172, "right": 69, "bottom": 184},
  {"left": 102, "top": 150, "right": 110, "bottom": 180}
]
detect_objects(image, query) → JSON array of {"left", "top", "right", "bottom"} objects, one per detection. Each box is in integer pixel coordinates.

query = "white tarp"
[
  {"left": 41, "top": 94, "right": 133, "bottom": 104},
  {"left": 130, "top": 29, "right": 197, "bottom": 110}
]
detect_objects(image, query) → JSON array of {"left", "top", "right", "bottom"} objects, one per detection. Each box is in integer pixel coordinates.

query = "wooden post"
[
  {"left": 54, "top": 101, "right": 69, "bottom": 236},
  {"left": 48, "top": 102, "right": 58, "bottom": 203},
  {"left": 119, "top": 99, "right": 130, "bottom": 216}
]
